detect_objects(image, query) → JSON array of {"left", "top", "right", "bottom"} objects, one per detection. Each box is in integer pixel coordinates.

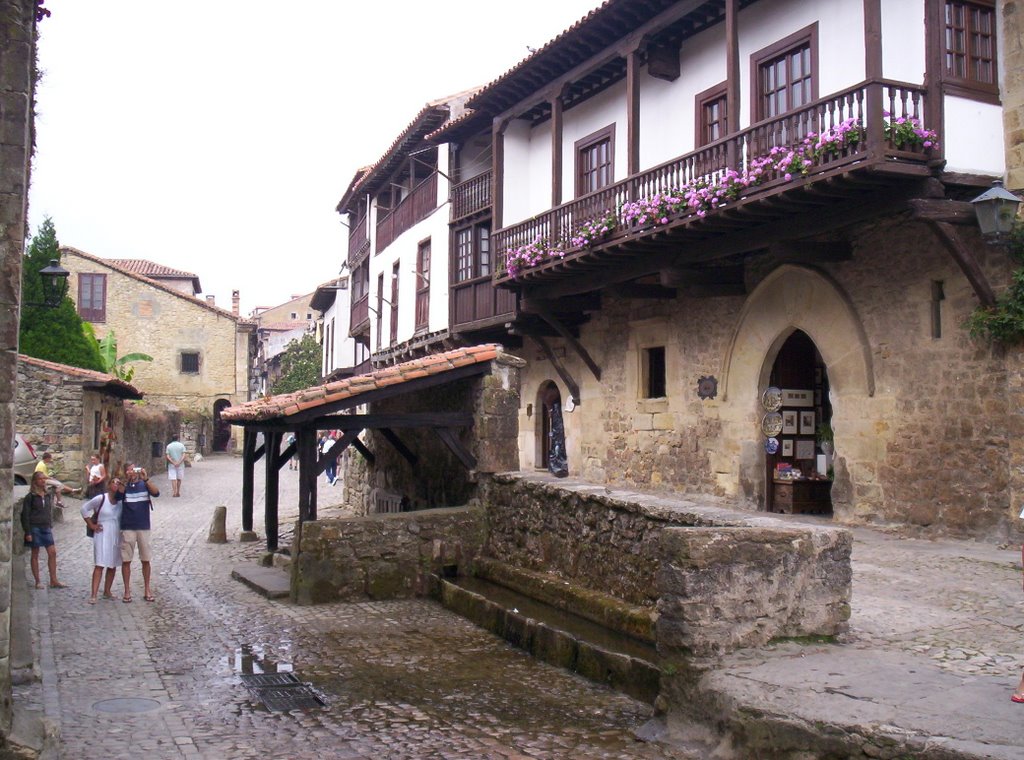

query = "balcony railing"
[
  {"left": 494, "top": 79, "right": 933, "bottom": 281},
  {"left": 451, "top": 170, "right": 492, "bottom": 222},
  {"left": 451, "top": 274, "right": 517, "bottom": 330},
  {"left": 348, "top": 213, "right": 369, "bottom": 266},
  {"left": 376, "top": 173, "right": 438, "bottom": 253},
  {"left": 350, "top": 294, "right": 369, "bottom": 336}
]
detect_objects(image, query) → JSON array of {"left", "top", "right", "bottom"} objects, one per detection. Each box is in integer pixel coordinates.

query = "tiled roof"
[
  {"left": 18, "top": 354, "right": 143, "bottom": 399},
  {"left": 222, "top": 344, "right": 503, "bottom": 423},
  {"left": 61, "top": 246, "right": 248, "bottom": 323},
  {"left": 108, "top": 258, "right": 203, "bottom": 293}
]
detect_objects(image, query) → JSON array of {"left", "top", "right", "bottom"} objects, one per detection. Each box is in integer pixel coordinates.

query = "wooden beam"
[
  {"left": 551, "top": 91, "right": 563, "bottom": 206},
  {"left": 317, "top": 430, "right": 361, "bottom": 476},
  {"left": 351, "top": 437, "right": 376, "bottom": 465},
  {"left": 264, "top": 431, "right": 281, "bottom": 552},
  {"left": 275, "top": 439, "right": 295, "bottom": 470},
  {"left": 435, "top": 427, "right": 477, "bottom": 470},
  {"left": 863, "top": 0, "right": 882, "bottom": 80},
  {"left": 241, "top": 428, "right": 256, "bottom": 533},
  {"left": 929, "top": 221, "right": 996, "bottom": 307},
  {"left": 531, "top": 334, "right": 581, "bottom": 403},
  {"left": 626, "top": 48, "right": 640, "bottom": 176},
  {"left": 298, "top": 427, "right": 317, "bottom": 523},
  {"left": 321, "top": 412, "right": 473, "bottom": 430},
  {"left": 660, "top": 264, "right": 746, "bottom": 287},
  {"left": 379, "top": 428, "right": 418, "bottom": 466},
  {"left": 767, "top": 241, "right": 853, "bottom": 262},
  {"left": 725, "top": 0, "right": 739, "bottom": 167},
  {"left": 908, "top": 199, "right": 976, "bottom": 225},
  {"left": 530, "top": 303, "right": 602, "bottom": 381},
  {"left": 607, "top": 283, "right": 678, "bottom": 299}
]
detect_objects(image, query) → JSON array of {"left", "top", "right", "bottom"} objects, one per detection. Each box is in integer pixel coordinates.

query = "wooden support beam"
[
  {"left": 298, "top": 427, "right": 317, "bottom": 523},
  {"left": 435, "top": 427, "right": 477, "bottom": 470},
  {"left": 607, "top": 283, "right": 678, "bottom": 299},
  {"left": 317, "top": 430, "right": 361, "bottom": 476},
  {"left": 275, "top": 439, "right": 295, "bottom": 470},
  {"left": 320, "top": 412, "right": 473, "bottom": 430},
  {"left": 351, "top": 437, "right": 375, "bottom": 465},
  {"left": 264, "top": 431, "right": 282, "bottom": 552},
  {"left": 241, "top": 428, "right": 256, "bottom": 533},
  {"left": 531, "top": 334, "right": 581, "bottom": 403},
  {"left": 929, "top": 221, "right": 996, "bottom": 307},
  {"left": 379, "top": 428, "right": 418, "bottom": 466},
  {"left": 529, "top": 303, "right": 602, "bottom": 381},
  {"left": 909, "top": 199, "right": 976, "bottom": 225},
  {"left": 626, "top": 48, "right": 641, "bottom": 176},
  {"left": 767, "top": 241, "right": 853, "bottom": 262}
]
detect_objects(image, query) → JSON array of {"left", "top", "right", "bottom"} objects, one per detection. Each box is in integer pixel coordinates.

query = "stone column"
[{"left": 0, "top": 0, "right": 38, "bottom": 734}]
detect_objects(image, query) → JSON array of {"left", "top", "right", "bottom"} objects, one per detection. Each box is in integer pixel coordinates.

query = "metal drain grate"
[{"left": 240, "top": 673, "right": 325, "bottom": 711}]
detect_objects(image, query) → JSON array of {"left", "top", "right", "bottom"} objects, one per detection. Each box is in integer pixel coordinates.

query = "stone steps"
[{"left": 434, "top": 566, "right": 661, "bottom": 704}]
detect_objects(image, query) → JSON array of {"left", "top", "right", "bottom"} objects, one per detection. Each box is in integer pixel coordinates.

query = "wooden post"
[
  {"left": 241, "top": 428, "right": 256, "bottom": 532},
  {"left": 725, "top": 0, "right": 739, "bottom": 169},
  {"left": 551, "top": 90, "right": 563, "bottom": 206},
  {"left": 298, "top": 427, "right": 318, "bottom": 522},
  {"left": 264, "top": 431, "right": 281, "bottom": 551},
  {"left": 626, "top": 48, "right": 640, "bottom": 176}
]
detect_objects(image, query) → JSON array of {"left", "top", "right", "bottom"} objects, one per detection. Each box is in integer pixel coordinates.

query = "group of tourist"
[{"left": 19, "top": 435, "right": 187, "bottom": 604}]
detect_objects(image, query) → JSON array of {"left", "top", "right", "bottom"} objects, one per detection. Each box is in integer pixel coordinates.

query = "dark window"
[
  {"left": 752, "top": 25, "right": 818, "bottom": 121},
  {"left": 644, "top": 346, "right": 666, "bottom": 399},
  {"left": 575, "top": 125, "right": 615, "bottom": 197},
  {"left": 416, "top": 239, "right": 430, "bottom": 331},
  {"left": 389, "top": 262, "right": 399, "bottom": 345},
  {"left": 78, "top": 273, "right": 107, "bottom": 322},
  {"left": 375, "top": 273, "right": 384, "bottom": 348},
  {"left": 454, "top": 222, "right": 492, "bottom": 282},
  {"left": 944, "top": 1, "right": 997, "bottom": 98},
  {"left": 696, "top": 83, "right": 728, "bottom": 146},
  {"left": 181, "top": 352, "right": 200, "bottom": 374}
]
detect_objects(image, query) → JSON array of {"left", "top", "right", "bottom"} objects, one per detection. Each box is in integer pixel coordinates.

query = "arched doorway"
[
  {"left": 765, "top": 330, "right": 833, "bottom": 516},
  {"left": 213, "top": 399, "right": 232, "bottom": 452},
  {"left": 535, "top": 381, "right": 568, "bottom": 477}
]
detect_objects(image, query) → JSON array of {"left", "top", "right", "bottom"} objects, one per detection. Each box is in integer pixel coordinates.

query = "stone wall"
[
  {"left": 291, "top": 507, "right": 485, "bottom": 605},
  {"left": 59, "top": 250, "right": 253, "bottom": 451},
  {"left": 0, "top": 0, "right": 37, "bottom": 736},
  {"left": 121, "top": 403, "right": 182, "bottom": 475},
  {"left": 1004, "top": 0, "right": 1024, "bottom": 192},
  {"left": 657, "top": 526, "right": 852, "bottom": 656},
  {"left": 515, "top": 216, "right": 1017, "bottom": 539}
]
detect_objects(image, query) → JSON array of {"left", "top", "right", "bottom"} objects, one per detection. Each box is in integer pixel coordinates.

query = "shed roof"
[
  {"left": 222, "top": 344, "right": 504, "bottom": 424},
  {"left": 18, "top": 354, "right": 143, "bottom": 400},
  {"left": 107, "top": 259, "right": 202, "bottom": 293}
]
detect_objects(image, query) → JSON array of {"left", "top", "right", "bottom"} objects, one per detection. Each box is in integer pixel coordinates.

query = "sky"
[{"left": 28, "top": 0, "right": 600, "bottom": 316}]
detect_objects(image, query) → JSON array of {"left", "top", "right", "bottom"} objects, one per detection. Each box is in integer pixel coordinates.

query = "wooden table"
[{"left": 772, "top": 479, "right": 832, "bottom": 514}]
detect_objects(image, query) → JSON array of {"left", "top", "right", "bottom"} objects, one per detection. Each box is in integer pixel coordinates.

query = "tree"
[
  {"left": 269, "top": 335, "right": 321, "bottom": 395},
  {"left": 19, "top": 217, "right": 104, "bottom": 371},
  {"left": 81, "top": 324, "right": 153, "bottom": 382}
]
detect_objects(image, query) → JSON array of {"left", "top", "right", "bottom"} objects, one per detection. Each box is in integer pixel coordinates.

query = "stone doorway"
[
  {"left": 535, "top": 381, "right": 567, "bottom": 476},
  {"left": 765, "top": 330, "right": 833, "bottom": 516},
  {"left": 213, "top": 399, "right": 232, "bottom": 452}
]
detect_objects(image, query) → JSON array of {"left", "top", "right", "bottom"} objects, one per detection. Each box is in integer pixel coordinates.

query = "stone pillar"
[
  {"left": 472, "top": 352, "right": 526, "bottom": 474},
  {"left": 0, "top": 0, "right": 38, "bottom": 735},
  {"left": 1003, "top": 1, "right": 1024, "bottom": 191}
]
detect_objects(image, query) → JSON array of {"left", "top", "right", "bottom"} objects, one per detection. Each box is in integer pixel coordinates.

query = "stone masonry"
[{"left": 1004, "top": 1, "right": 1024, "bottom": 192}]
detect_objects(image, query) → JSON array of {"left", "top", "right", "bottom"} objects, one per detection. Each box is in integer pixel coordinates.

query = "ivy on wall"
[{"left": 965, "top": 222, "right": 1024, "bottom": 344}]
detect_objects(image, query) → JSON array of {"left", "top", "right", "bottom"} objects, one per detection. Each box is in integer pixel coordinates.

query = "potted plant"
[{"left": 816, "top": 421, "right": 834, "bottom": 456}]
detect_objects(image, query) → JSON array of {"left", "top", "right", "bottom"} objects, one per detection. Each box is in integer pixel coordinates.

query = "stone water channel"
[{"left": 16, "top": 453, "right": 700, "bottom": 759}]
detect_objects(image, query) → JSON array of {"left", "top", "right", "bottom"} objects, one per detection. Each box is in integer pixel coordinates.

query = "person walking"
[
  {"left": 165, "top": 435, "right": 186, "bottom": 497},
  {"left": 21, "top": 470, "right": 66, "bottom": 589},
  {"left": 85, "top": 453, "right": 107, "bottom": 498},
  {"left": 81, "top": 475, "right": 122, "bottom": 604},
  {"left": 322, "top": 432, "right": 338, "bottom": 485},
  {"left": 287, "top": 433, "right": 298, "bottom": 471},
  {"left": 118, "top": 462, "right": 159, "bottom": 603}
]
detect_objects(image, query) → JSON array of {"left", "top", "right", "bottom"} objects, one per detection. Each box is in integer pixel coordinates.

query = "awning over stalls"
[{"left": 220, "top": 344, "right": 503, "bottom": 550}]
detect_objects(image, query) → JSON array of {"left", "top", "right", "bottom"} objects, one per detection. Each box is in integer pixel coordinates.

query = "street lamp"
[
  {"left": 970, "top": 180, "right": 1021, "bottom": 240},
  {"left": 25, "top": 259, "right": 70, "bottom": 308}
]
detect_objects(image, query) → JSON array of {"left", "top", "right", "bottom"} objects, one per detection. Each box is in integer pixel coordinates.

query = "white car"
[{"left": 13, "top": 434, "right": 37, "bottom": 485}]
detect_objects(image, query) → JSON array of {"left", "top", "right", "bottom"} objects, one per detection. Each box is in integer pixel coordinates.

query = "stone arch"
[{"left": 534, "top": 380, "right": 561, "bottom": 470}]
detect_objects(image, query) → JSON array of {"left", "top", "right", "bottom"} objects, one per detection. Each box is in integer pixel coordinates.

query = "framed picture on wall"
[
  {"left": 781, "top": 389, "right": 814, "bottom": 407},
  {"left": 795, "top": 439, "right": 815, "bottom": 460},
  {"left": 782, "top": 439, "right": 794, "bottom": 457},
  {"left": 799, "top": 410, "right": 816, "bottom": 435},
  {"left": 782, "top": 410, "right": 798, "bottom": 435}
]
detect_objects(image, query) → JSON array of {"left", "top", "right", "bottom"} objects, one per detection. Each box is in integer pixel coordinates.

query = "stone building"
[
  {"left": 250, "top": 292, "right": 316, "bottom": 396},
  {"left": 59, "top": 246, "right": 256, "bottom": 453},
  {"left": 15, "top": 355, "right": 142, "bottom": 489}
]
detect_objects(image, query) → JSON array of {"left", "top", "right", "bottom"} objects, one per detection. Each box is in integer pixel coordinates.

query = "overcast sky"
[{"left": 28, "top": 0, "right": 599, "bottom": 315}]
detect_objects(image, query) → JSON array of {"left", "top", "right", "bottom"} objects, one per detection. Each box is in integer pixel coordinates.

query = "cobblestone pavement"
[{"left": 17, "top": 455, "right": 696, "bottom": 760}]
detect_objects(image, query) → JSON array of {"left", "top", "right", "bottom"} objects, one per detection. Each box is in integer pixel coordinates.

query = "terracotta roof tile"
[
  {"left": 221, "top": 343, "right": 508, "bottom": 423},
  {"left": 18, "top": 354, "right": 143, "bottom": 399}
]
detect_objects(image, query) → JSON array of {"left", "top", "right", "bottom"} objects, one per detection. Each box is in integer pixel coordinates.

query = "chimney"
[
  {"left": 206, "top": 295, "right": 216, "bottom": 306},
  {"left": 232, "top": 290, "right": 240, "bottom": 316}
]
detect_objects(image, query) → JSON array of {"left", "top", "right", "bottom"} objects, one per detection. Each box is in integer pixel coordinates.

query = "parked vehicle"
[{"left": 13, "top": 434, "right": 37, "bottom": 485}]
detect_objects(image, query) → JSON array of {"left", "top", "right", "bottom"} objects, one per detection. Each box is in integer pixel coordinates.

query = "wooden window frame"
[
  {"left": 695, "top": 81, "right": 728, "bottom": 147},
  {"left": 574, "top": 124, "right": 616, "bottom": 198},
  {"left": 389, "top": 262, "right": 399, "bottom": 346},
  {"left": 77, "top": 272, "right": 107, "bottom": 323},
  {"left": 642, "top": 346, "right": 667, "bottom": 399},
  {"left": 941, "top": 0, "right": 999, "bottom": 103},
  {"left": 453, "top": 221, "right": 492, "bottom": 283},
  {"left": 750, "top": 23, "right": 819, "bottom": 123},
  {"left": 375, "top": 273, "right": 384, "bottom": 349},
  {"left": 415, "top": 238, "right": 430, "bottom": 332}
]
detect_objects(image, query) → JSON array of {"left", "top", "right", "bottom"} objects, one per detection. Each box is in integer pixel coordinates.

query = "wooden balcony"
[
  {"left": 350, "top": 294, "right": 369, "bottom": 337},
  {"left": 376, "top": 173, "right": 438, "bottom": 253},
  {"left": 348, "top": 213, "right": 369, "bottom": 268},
  {"left": 451, "top": 170, "right": 492, "bottom": 222},
  {"left": 451, "top": 275, "right": 517, "bottom": 332},
  {"left": 494, "top": 79, "right": 938, "bottom": 292}
]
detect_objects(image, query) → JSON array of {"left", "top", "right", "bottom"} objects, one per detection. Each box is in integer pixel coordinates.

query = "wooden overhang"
[{"left": 220, "top": 344, "right": 502, "bottom": 551}]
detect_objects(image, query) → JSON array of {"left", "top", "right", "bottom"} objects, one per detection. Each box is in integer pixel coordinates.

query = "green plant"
[
  {"left": 966, "top": 221, "right": 1024, "bottom": 343},
  {"left": 816, "top": 421, "right": 833, "bottom": 446},
  {"left": 82, "top": 324, "right": 153, "bottom": 382}
]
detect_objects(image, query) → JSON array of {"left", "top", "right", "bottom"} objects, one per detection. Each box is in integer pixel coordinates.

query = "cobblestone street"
[{"left": 16, "top": 455, "right": 691, "bottom": 760}]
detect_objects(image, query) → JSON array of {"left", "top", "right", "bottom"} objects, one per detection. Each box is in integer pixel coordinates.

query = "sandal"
[
  {"left": 144, "top": 595, "right": 156, "bottom": 602},
  {"left": 49, "top": 582, "right": 67, "bottom": 589},
  {"left": 1012, "top": 693, "right": 1024, "bottom": 704},
  {"left": 122, "top": 595, "right": 132, "bottom": 603},
  {"left": 88, "top": 597, "right": 97, "bottom": 605}
]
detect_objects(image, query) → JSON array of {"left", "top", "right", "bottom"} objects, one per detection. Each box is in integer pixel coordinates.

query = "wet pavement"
[{"left": 15, "top": 454, "right": 694, "bottom": 760}]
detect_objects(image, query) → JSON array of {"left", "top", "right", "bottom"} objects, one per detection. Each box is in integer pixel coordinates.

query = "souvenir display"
[
  {"left": 761, "top": 411, "right": 783, "bottom": 437},
  {"left": 761, "top": 386, "right": 782, "bottom": 412},
  {"left": 765, "top": 437, "right": 779, "bottom": 454}
]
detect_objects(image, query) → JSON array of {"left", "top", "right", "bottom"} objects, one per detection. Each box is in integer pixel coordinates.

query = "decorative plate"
[
  {"left": 761, "top": 386, "right": 783, "bottom": 412},
  {"left": 765, "top": 437, "right": 779, "bottom": 454},
  {"left": 761, "top": 411, "right": 784, "bottom": 437}
]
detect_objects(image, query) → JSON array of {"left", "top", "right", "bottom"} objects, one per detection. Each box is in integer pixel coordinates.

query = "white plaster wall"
[
  {"left": 943, "top": 96, "right": 1006, "bottom": 175},
  {"left": 321, "top": 281, "right": 356, "bottom": 374},
  {"left": 459, "top": 133, "right": 491, "bottom": 180},
  {"left": 737, "top": 0, "right": 866, "bottom": 128},
  {"left": 502, "top": 119, "right": 537, "bottom": 225},
  {"left": 560, "top": 86, "right": 627, "bottom": 196},
  {"left": 881, "top": 0, "right": 925, "bottom": 83}
]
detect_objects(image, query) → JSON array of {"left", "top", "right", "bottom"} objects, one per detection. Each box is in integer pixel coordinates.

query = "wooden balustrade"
[
  {"left": 348, "top": 214, "right": 369, "bottom": 265},
  {"left": 451, "top": 170, "right": 492, "bottom": 221},
  {"left": 376, "top": 173, "right": 439, "bottom": 253},
  {"left": 494, "top": 79, "right": 933, "bottom": 279},
  {"left": 350, "top": 294, "right": 369, "bottom": 335}
]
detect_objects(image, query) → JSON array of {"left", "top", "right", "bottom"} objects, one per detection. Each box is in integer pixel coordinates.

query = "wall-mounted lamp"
[
  {"left": 971, "top": 180, "right": 1021, "bottom": 240},
  {"left": 25, "top": 259, "right": 70, "bottom": 308}
]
